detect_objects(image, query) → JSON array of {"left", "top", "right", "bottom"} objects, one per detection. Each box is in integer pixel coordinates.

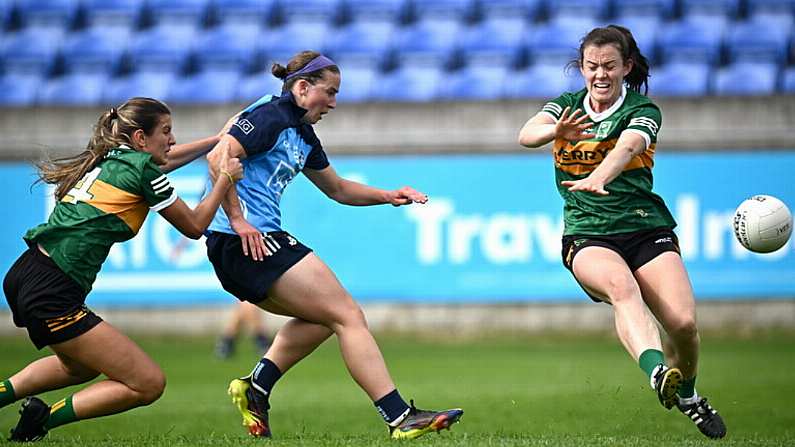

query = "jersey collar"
[
  {"left": 583, "top": 84, "right": 627, "bottom": 122},
  {"left": 277, "top": 91, "right": 309, "bottom": 124}
]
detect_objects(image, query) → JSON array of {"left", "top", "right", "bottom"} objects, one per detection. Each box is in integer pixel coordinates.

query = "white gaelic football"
[{"left": 733, "top": 195, "right": 792, "bottom": 253}]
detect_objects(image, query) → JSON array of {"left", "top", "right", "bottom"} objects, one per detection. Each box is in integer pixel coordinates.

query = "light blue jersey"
[{"left": 206, "top": 92, "right": 329, "bottom": 234}]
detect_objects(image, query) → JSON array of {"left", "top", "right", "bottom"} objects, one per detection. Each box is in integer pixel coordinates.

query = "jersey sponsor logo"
[
  {"left": 635, "top": 209, "right": 649, "bottom": 218},
  {"left": 234, "top": 118, "right": 256, "bottom": 135}
]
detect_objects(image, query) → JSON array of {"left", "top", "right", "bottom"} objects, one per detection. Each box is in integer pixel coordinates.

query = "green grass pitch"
[{"left": 1, "top": 331, "right": 794, "bottom": 446}]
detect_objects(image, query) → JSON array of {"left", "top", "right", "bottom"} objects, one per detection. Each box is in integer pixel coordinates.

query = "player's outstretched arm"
[
  {"left": 159, "top": 142, "right": 243, "bottom": 239},
  {"left": 304, "top": 165, "right": 428, "bottom": 207},
  {"left": 518, "top": 107, "right": 595, "bottom": 148},
  {"left": 160, "top": 113, "right": 240, "bottom": 174}
]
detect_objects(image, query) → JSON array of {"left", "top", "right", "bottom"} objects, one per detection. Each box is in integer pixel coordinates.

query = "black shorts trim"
[
  {"left": 3, "top": 247, "right": 103, "bottom": 349},
  {"left": 206, "top": 231, "right": 312, "bottom": 303},
  {"left": 561, "top": 227, "right": 681, "bottom": 303}
]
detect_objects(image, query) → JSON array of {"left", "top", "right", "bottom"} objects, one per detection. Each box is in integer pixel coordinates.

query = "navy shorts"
[
  {"left": 561, "top": 227, "right": 681, "bottom": 302},
  {"left": 3, "top": 246, "right": 103, "bottom": 350},
  {"left": 206, "top": 231, "right": 312, "bottom": 303}
]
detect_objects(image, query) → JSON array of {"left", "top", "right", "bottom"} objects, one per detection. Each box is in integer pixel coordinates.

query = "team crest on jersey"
[
  {"left": 267, "top": 160, "right": 296, "bottom": 196},
  {"left": 594, "top": 121, "right": 613, "bottom": 139},
  {"left": 234, "top": 119, "right": 255, "bottom": 135}
]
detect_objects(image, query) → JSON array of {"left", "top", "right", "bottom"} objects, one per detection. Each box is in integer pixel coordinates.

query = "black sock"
[
  {"left": 251, "top": 357, "right": 282, "bottom": 396},
  {"left": 374, "top": 389, "right": 410, "bottom": 426}
]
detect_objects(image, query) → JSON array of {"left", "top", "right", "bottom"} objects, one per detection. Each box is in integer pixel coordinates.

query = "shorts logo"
[
  {"left": 234, "top": 119, "right": 255, "bottom": 135},
  {"left": 287, "top": 235, "right": 297, "bottom": 246},
  {"left": 573, "top": 238, "right": 587, "bottom": 247},
  {"left": 654, "top": 237, "right": 672, "bottom": 244}
]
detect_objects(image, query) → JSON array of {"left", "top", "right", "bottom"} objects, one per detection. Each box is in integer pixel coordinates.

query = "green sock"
[
  {"left": 44, "top": 396, "right": 78, "bottom": 430},
  {"left": 638, "top": 349, "right": 665, "bottom": 379},
  {"left": 679, "top": 376, "right": 697, "bottom": 398},
  {"left": 0, "top": 379, "right": 16, "bottom": 409}
]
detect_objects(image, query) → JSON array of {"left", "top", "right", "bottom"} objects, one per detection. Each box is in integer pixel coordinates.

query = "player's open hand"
[
  {"left": 555, "top": 107, "right": 596, "bottom": 142},
  {"left": 388, "top": 186, "right": 429, "bottom": 207},
  {"left": 230, "top": 216, "right": 271, "bottom": 261},
  {"left": 561, "top": 176, "right": 609, "bottom": 196}
]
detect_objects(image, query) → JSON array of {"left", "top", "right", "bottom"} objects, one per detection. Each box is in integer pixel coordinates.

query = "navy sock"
[
  {"left": 251, "top": 357, "right": 282, "bottom": 396},
  {"left": 374, "top": 389, "right": 410, "bottom": 426}
]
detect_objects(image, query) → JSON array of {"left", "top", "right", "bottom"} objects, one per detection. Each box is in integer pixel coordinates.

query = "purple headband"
[{"left": 284, "top": 55, "right": 337, "bottom": 81}]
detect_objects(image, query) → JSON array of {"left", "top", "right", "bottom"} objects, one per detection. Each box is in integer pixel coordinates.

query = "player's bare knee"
[
  {"left": 136, "top": 369, "right": 167, "bottom": 405},
  {"left": 668, "top": 317, "right": 698, "bottom": 341},
  {"left": 604, "top": 276, "right": 638, "bottom": 305}
]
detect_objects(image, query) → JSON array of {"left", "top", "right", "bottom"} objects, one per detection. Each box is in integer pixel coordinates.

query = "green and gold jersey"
[
  {"left": 24, "top": 146, "right": 176, "bottom": 292},
  {"left": 539, "top": 86, "right": 676, "bottom": 236}
]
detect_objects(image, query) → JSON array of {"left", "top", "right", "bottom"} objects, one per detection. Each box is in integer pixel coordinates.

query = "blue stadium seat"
[
  {"left": 60, "top": 27, "right": 131, "bottom": 75},
  {"left": 408, "top": 0, "right": 474, "bottom": 23},
  {"left": 258, "top": 22, "right": 331, "bottom": 66},
  {"left": 146, "top": 0, "right": 209, "bottom": 28},
  {"left": 212, "top": 0, "right": 276, "bottom": 27},
  {"left": 167, "top": 70, "right": 241, "bottom": 104},
  {"left": 475, "top": 0, "right": 541, "bottom": 21},
  {"left": 192, "top": 24, "right": 261, "bottom": 73},
  {"left": 526, "top": 19, "right": 597, "bottom": 67},
  {"left": 546, "top": 0, "right": 609, "bottom": 21},
  {"left": 657, "top": 18, "right": 724, "bottom": 65},
  {"left": 277, "top": 0, "right": 341, "bottom": 26},
  {"left": 612, "top": 0, "right": 675, "bottom": 19},
  {"left": 0, "top": 27, "right": 63, "bottom": 76},
  {"left": 0, "top": 74, "right": 42, "bottom": 106},
  {"left": 15, "top": 0, "right": 79, "bottom": 31},
  {"left": 610, "top": 16, "right": 660, "bottom": 64},
  {"left": 458, "top": 18, "right": 526, "bottom": 68},
  {"left": 437, "top": 66, "right": 507, "bottom": 100},
  {"left": 746, "top": 0, "right": 795, "bottom": 16},
  {"left": 566, "top": 68, "right": 585, "bottom": 91},
  {"left": 725, "top": 19, "right": 790, "bottom": 64},
  {"left": 782, "top": 67, "right": 795, "bottom": 92},
  {"left": 324, "top": 22, "right": 395, "bottom": 70},
  {"left": 503, "top": 65, "right": 570, "bottom": 99},
  {"left": 127, "top": 25, "right": 195, "bottom": 74},
  {"left": 235, "top": 70, "right": 285, "bottom": 102},
  {"left": 341, "top": 0, "right": 406, "bottom": 25},
  {"left": 37, "top": 73, "right": 108, "bottom": 106},
  {"left": 82, "top": 0, "right": 144, "bottom": 29},
  {"left": 102, "top": 72, "right": 175, "bottom": 105},
  {"left": 713, "top": 63, "right": 778, "bottom": 96},
  {"left": 680, "top": 0, "right": 740, "bottom": 19},
  {"left": 1, "top": 1, "right": 11, "bottom": 29},
  {"left": 648, "top": 62, "right": 710, "bottom": 97},
  {"left": 335, "top": 66, "right": 377, "bottom": 102},
  {"left": 392, "top": 20, "right": 461, "bottom": 69},
  {"left": 370, "top": 66, "right": 442, "bottom": 102}
]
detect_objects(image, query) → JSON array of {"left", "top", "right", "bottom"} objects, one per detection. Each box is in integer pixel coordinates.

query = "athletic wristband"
[{"left": 221, "top": 170, "right": 237, "bottom": 184}]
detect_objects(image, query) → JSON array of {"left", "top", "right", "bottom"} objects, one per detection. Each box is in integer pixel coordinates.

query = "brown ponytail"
[{"left": 36, "top": 97, "right": 171, "bottom": 200}]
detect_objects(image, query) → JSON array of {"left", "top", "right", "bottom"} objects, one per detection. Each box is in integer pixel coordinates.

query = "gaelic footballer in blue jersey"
[{"left": 204, "top": 51, "right": 463, "bottom": 440}]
